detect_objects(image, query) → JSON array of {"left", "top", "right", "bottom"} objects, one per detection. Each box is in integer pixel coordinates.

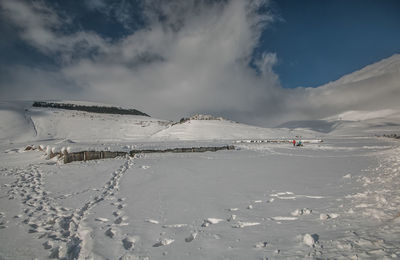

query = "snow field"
[{"left": 1, "top": 132, "right": 400, "bottom": 258}]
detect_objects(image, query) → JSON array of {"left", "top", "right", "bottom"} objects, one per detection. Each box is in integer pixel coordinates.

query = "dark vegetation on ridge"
[{"left": 32, "top": 101, "right": 150, "bottom": 117}]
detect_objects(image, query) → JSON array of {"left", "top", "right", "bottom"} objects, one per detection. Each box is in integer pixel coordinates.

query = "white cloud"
[
  {"left": 0, "top": 0, "right": 282, "bottom": 123},
  {"left": 0, "top": 0, "right": 110, "bottom": 63},
  {"left": 1, "top": 0, "right": 399, "bottom": 126}
]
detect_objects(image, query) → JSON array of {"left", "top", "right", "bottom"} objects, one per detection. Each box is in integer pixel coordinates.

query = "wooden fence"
[{"left": 63, "top": 145, "right": 235, "bottom": 164}]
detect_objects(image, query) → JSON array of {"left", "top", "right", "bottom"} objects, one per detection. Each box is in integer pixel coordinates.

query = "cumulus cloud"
[
  {"left": 0, "top": 0, "right": 399, "bottom": 126},
  {"left": 0, "top": 0, "right": 282, "bottom": 122},
  {"left": 0, "top": 0, "right": 110, "bottom": 62}
]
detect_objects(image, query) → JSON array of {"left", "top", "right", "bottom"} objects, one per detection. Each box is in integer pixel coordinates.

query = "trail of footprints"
[
  {"left": 136, "top": 192, "right": 326, "bottom": 256},
  {"left": 325, "top": 146, "right": 400, "bottom": 259},
  {"left": 2, "top": 157, "right": 135, "bottom": 259},
  {"left": 2, "top": 158, "right": 353, "bottom": 259}
]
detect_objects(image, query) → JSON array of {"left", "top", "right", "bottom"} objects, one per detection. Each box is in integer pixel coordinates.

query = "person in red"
[{"left": 293, "top": 140, "right": 296, "bottom": 147}]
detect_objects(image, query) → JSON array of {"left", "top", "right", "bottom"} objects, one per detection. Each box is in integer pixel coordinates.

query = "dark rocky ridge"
[{"left": 32, "top": 101, "right": 150, "bottom": 117}]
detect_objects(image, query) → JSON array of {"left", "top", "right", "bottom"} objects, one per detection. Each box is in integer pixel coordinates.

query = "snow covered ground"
[{"left": 1, "top": 101, "right": 400, "bottom": 259}]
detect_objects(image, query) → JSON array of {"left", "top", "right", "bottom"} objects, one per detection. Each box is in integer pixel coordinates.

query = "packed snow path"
[{"left": 1, "top": 138, "right": 400, "bottom": 259}]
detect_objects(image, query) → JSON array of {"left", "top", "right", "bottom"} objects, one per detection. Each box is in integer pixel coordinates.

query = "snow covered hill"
[
  {"left": 0, "top": 102, "right": 307, "bottom": 145},
  {"left": 277, "top": 54, "right": 400, "bottom": 135},
  {"left": 278, "top": 54, "right": 400, "bottom": 128},
  {"left": 322, "top": 54, "right": 400, "bottom": 88},
  {"left": 152, "top": 117, "right": 301, "bottom": 141},
  {"left": 0, "top": 101, "right": 37, "bottom": 142},
  {"left": 0, "top": 101, "right": 169, "bottom": 143}
]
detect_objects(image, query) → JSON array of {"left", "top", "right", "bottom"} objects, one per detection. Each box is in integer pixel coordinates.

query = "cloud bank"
[{"left": 0, "top": 0, "right": 399, "bottom": 126}]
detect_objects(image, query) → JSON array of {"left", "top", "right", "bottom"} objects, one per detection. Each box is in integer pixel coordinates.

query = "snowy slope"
[
  {"left": 29, "top": 107, "right": 169, "bottom": 142},
  {"left": 0, "top": 101, "right": 37, "bottom": 142},
  {"left": 281, "top": 54, "right": 400, "bottom": 127},
  {"left": 328, "top": 110, "right": 400, "bottom": 136},
  {"left": 324, "top": 109, "right": 399, "bottom": 122},
  {"left": 0, "top": 101, "right": 170, "bottom": 143},
  {"left": 322, "top": 54, "right": 400, "bottom": 88},
  {"left": 151, "top": 118, "right": 311, "bottom": 141},
  {"left": 1, "top": 102, "right": 309, "bottom": 144},
  {"left": 276, "top": 54, "right": 400, "bottom": 134}
]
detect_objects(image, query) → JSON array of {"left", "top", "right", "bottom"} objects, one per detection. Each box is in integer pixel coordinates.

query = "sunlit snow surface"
[
  {"left": 1, "top": 136, "right": 400, "bottom": 259},
  {"left": 1, "top": 101, "right": 400, "bottom": 259}
]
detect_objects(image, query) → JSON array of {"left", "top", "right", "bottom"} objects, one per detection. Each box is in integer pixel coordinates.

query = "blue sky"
[
  {"left": 0, "top": 0, "right": 399, "bottom": 125},
  {"left": 258, "top": 0, "right": 400, "bottom": 88}
]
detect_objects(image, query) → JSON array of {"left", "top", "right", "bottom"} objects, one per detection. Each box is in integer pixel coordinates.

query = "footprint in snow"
[
  {"left": 232, "top": 221, "right": 260, "bottom": 228},
  {"left": 113, "top": 210, "right": 123, "bottom": 217},
  {"left": 115, "top": 216, "right": 129, "bottom": 225},
  {"left": 201, "top": 218, "right": 224, "bottom": 227},
  {"left": 227, "top": 215, "right": 236, "bottom": 222},
  {"left": 254, "top": 241, "right": 268, "bottom": 248},
  {"left": 162, "top": 224, "right": 187, "bottom": 228},
  {"left": 95, "top": 217, "right": 109, "bottom": 222},
  {"left": 271, "top": 216, "right": 298, "bottom": 221},
  {"left": 303, "top": 233, "right": 319, "bottom": 247},
  {"left": 105, "top": 227, "right": 118, "bottom": 238},
  {"left": 291, "top": 208, "right": 312, "bottom": 216},
  {"left": 153, "top": 238, "right": 174, "bottom": 247},
  {"left": 185, "top": 232, "right": 197, "bottom": 242},
  {"left": 320, "top": 213, "right": 339, "bottom": 220},
  {"left": 117, "top": 204, "right": 126, "bottom": 209},
  {"left": 122, "top": 236, "right": 137, "bottom": 250},
  {"left": 145, "top": 219, "right": 160, "bottom": 224},
  {"left": 119, "top": 253, "right": 147, "bottom": 260}
]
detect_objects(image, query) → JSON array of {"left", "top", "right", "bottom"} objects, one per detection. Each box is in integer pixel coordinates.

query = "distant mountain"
[
  {"left": 321, "top": 54, "right": 400, "bottom": 88},
  {"left": 279, "top": 54, "right": 400, "bottom": 126},
  {"left": 278, "top": 54, "right": 400, "bottom": 135}
]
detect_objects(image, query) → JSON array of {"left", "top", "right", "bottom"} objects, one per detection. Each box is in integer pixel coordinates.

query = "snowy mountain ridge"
[
  {"left": 279, "top": 54, "right": 400, "bottom": 135},
  {"left": 318, "top": 53, "right": 400, "bottom": 88}
]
